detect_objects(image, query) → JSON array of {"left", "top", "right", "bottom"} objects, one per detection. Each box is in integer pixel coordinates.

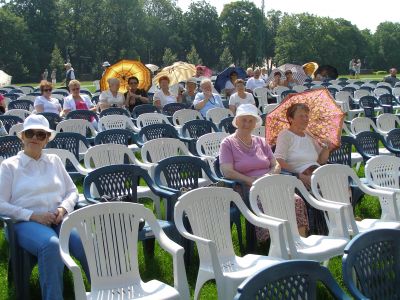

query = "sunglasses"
[
  {"left": 24, "top": 129, "right": 49, "bottom": 141},
  {"left": 43, "top": 89, "right": 52, "bottom": 92}
]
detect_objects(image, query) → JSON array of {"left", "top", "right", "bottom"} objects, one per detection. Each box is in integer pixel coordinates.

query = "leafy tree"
[
  {"left": 265, "top": 10, "right": 283, "bottom": 72},
  {"left": 372, "top": 22, "right": 400, "bottom": 70},
  {"left": 50, "top": 44, "right": 65, "bottom": 80},
  {"left": 183, "top": 1, "right": 221, "bottom": 68},
  {"left": 219, "top": 47, "right": 234, "bottom": 70},
  {"left": 0, "top": 8, "right": 36, "bottom": 82},
  {"left": 162, "top": 48, "right": 177, "bottom": 66},
  {"left": 186, "top": 45, "right": 202, "bottom": 65},
  {"left": 220, "top": 1, "right": 264, "bottom": 66}
]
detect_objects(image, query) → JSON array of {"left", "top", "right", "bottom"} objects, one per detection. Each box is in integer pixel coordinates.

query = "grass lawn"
[{"left": 0, "top": 165, "right": 381, "bottom": 299}]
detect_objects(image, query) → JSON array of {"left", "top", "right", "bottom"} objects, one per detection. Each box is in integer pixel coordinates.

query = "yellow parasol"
[
  {"left": 302, "top": 62, "right": 319, "bottom": 79},
  {"left": 153, "top": 61, "right": 196, "bottom": 86},
  {"left": 100, "top": 60, "right": 152, "bottom": 93}
]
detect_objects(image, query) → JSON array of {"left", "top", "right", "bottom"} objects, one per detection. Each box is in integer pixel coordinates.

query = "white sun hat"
[
  {"left": 232, "top": 104, "right": 262, "bottom": 128},
  {"left": 17, "top": 114, "right": 56, "bottom": 140}
]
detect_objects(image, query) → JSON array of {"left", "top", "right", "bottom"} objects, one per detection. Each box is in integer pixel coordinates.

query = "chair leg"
[{"left": 194, "top": 270, "right": 214, "bottom": 300}]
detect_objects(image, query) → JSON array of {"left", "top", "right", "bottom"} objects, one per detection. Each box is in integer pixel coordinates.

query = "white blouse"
[
  {"left": 229, "top": 92, "right": 255, "bottom": 109},
  {"left": 34, "top": 96, "right": 62, "bottom": 114},
  {"left": 274, "top": 129, "right": 322, "bottom": 173},
  {"left": 153, "top": 90, "right": 177, "bottom": 108},
  {"left": 99, "top": 90, "right": 125, "bottom": 107},
  {"left": 0, "top": 152, "right": 78, "bottom": 221}
]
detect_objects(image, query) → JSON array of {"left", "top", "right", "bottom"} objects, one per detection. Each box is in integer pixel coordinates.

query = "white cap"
[
  {"left": 102, "top": 61, "right": 111, "bottom": 67},
  {"left": 17, "top": 115, "right": 56, "bottom": 140},
  {"left": 232, "top": 104, "right": 262, "bottom": 128}
]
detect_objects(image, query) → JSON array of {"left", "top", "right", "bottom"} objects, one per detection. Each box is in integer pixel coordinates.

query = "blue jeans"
[{"left": 14, "top": 221, "right": 90, "bottom": 300}]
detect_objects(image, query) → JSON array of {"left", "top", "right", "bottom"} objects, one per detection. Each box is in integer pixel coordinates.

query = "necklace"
[{"left": 236, "top": 134, "right": 253, "bottom": 148}]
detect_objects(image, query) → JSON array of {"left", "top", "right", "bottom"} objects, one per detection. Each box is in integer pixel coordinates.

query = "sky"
[{"left": 176, "top": 0, "right": 399, "bottom": 32}]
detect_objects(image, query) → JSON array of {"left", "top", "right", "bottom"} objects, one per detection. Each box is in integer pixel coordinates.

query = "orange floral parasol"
[
  {"left": 266, "top": 88, "right": 345, "bottom": 148},
  {"left": 100, "top": 60, "right": 152, "bottom": 93}
]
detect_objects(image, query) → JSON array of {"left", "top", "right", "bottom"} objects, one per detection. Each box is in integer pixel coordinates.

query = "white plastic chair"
[
  {"left": 172, "top": 109, "right": 202, "bottom": 133},
  {"left": 292, "top": 85, "right": 307, "bottom": 93},
  {"left": 98, "top": 114, "right": 136, "bottom": 132},
  {"left": 270, "top": 86, "right": 289, "bottom": 103},
  {"left": 350, "top": 117, "right": 379, "bottom": 135},
  {"left": 135, "top": 112, "right": 171, "bottom": 133},
  {"left": 84, "top": 143, "right": 162, "bottom": 218},
  {"left": 328, "top": 84, "right": 342, "bottom": 91},
  {"left": 206, "top": 107, "right": 233, "bottom": 126},
  {"left": 43, "top": 148, "right": 90, "bottom": 176},
  {"left": 59, "top": 202, "right": 190, "bottom": 300},
  {"left": 253, "top": 87, "right": 269, "bottom": 109},
  {"left": 250, "top": 175, "right": 349, "bottom": 261},
  {"left": 196, "top": 132, "right": 229, "bottom": 171},
  {"left": 262, "top": 103, "right": 278, "bottom": 114},
  {"left": 376, "top": 113, "right": 400, "bottom": 136},
  {"left": 374, "top": 88, "right": 390, "bottom": 98},
  {"left": 51, "top": 94, "right": 65, "bottom": 102},
  {"left": 174, "top": 187, "right": 284, "bottom": 300},
  {"left": 140, "top": 138, "right": 193, "bottom": 178},
  {"left": 311, "top": 164, "right": 400, "bottom": 236},
  {"left": 353, "top": 89, "right": 370, "bottom": 102},
  {"left": 252, "top": 126, "right": 265, "bottom": 137},
  {"left": 8, "top": 123, "right": 24, "bottom": 136},
  {"left": 56, "top": 119, "right": 97, "bottom": 137},
  {"left": 336, "top": 91, "right": 363, "bottom": 120},
  {"left": 376, "top": 82, "right": 393, "bottom": 89},
  {"left": 4, "top": 109, "right": 31, "bottom": 120},
  {"left": 17, "top": 95, "right": 36, "bottom": 102},
  {"left": 393, "top": 87, "right": 400, "bottom": 101}
]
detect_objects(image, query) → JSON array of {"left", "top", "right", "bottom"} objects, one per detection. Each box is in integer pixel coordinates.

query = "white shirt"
[
  {"left": 153, "top": 90, "right": 177, "bottom": 108},
  {"left": 34, "top": 96, "right": 62, "bottom": 114},
  {"left": 246, "top": 77, "right": 265, "bottom": 92},
  {"left": 225, "top": 80, "right": 235, "bottom": 90},
  {"left": 229, "top": 92, "right": 255, "bottom": 109},
  {"left": 99, "top": 90, "right": 125, "bottom": 107},
  {"left": 274, "top": 129, "right": 322, "bottom": 173},
  {"left": 0, "top": 152, "right": 78, "bottom": 221},
  {"left": 63, "top": 94, "right": 94, "bottom": 111}
]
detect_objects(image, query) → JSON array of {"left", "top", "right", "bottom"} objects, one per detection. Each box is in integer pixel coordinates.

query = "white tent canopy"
[{"left": 0, "top": 70, "right": 12, "bottom": 87}]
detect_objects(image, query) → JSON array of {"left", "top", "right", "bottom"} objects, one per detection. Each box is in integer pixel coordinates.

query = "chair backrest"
[
  {"left": 196, "top": 132, "right": 229, "bottom": 158},
  {"left": 359, "top": 95, "right": 379, "bottom": 108},
  {"left": 234, "top": 260, "right": 350, "bottom": 300},
  {"left": 342, "top": 229, "right": 400, "bottom": 300},
  {"left": 350, "top": 117, "right": 377, "bottom": 135},
  {"left": 172, "top": 109, "right": 202, "bottom": 126},
  {"left": 16, "top": 95, "right": 36, "bottom": 102},
  {"left": 7, "top": 99, "right": 34, "bottom": 111},
  {"left": 141, "top": 138, "right": 190, "bottom": 164},
  {"left": 327, "top": 87, "right": 338, "bottom": 98},
  {"left": 136, "top": 112, "right": 169, "bottom": 130},
  {"left": 328, "top": 136, "right": 356, "bottom": 166},
  {"left": 131, "top": 104, "right": 159, "bottom": 119},
  {"left": 252, "top": 126, "right": 265, "bottom": 137},
  {"left": 59, "top": 202, "right": 153, "bottom": 291},
  {"left": 56, "top": 119, "right": 97, "bottom": 137},
  {"left": 253, "top": 87, "right": 269, "bottom": 107},
  {"left": 98, "top": 115, "right": 135, "bottom": 132},
  {"left": 280, "top": 89, "right": 297, "bottom": 100},
  {"left": 355, "top": 131, "right": 382, "bottom": 158},
  {"left": 47, "top": 132, "right": 89, "bottom": 159},
  {"left": 0, "top": 135, "right": 23, "bottom": 159},
  {"left": 4, "top": 109, "right": 31, "bottom": 120},
  {"left": 0, "top": 115, "right": 23, "bottom": 132},
  {"left": 377, "top": 82, "right": 393, "bottom": 88},
  {"left": 387, "top": 128, "right": 400, "bottom": 149},
  {"left": 43, "top": 148, "right": 88, "bottom": 175},
  {"left": 359, "top": 85, "right": 374, "bottom": 92},
  {"left": 376, "top": 113, "right": 400, "bottom": 133},
  {"left": 182, "top": 119, "right": 218, "bottom": 139},
  {"left": 66, "top": 109, "right": 99, "bottom": 122},
  {"left": 37, "top": 112, "right": 63, "bottom": 130},
  {"left": 154, "top": 155, "right": 213, "bottom": 190},
  {"left": 379, "top": 93, "right": 397, "bottom": 106},
  {"left": 99, "top": 107, "right": 131, "bottom": 118},
  {"left": 83, "top": 164, "right": 154, "bottom": 201},
  {"left": 94, "top": 128, "right": 135, "bottom": 146},
  {"left": 174, "top": 187, "right": 238, "bottom": 262},
  {"left": 354, "top": 89, "right": 370, "bottom": 100},
  {"left": 341, "top": 86, "right": 356, "bottom": 95},
  {"left": 374, "top": 87, "right": 391, "bottom": 98},
  {"left": 8, "top": 123, "right": 24, "bottom": 136},
  {"left": 84, "top": 143, "right": 136, "bottom": 169},
  {"left": 206, "top": 107, "right": 234, "bottom": 125},
  {"left": 137, "top": 123, "right": 179, "bottom": 143},
  {"left": 292, "top": 85, "right": 307, "bottom": 93},
  {"left": 162, "top": 102, "right": 187, "bottom": 116},
  {"left": 365, "top": 155, "right": 400, "bottom": 189},
  {"left": 335, "top": 91, "right": 351, "bottom": 103},
  {"left": 218, "top": 116, "right": 235, "bottom": 134}
]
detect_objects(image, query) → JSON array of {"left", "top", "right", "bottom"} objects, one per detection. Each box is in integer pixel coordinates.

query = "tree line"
[{"left": 0, "top": 0, "right": 399, "bottom": 83}]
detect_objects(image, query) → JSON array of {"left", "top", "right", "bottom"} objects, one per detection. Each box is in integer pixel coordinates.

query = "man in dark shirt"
[
  {"left": 384, "top": 68, "right": 400, "bottom": 87},
  {"left": 124, "top": 76, "right": 149, "bottom": 112}
]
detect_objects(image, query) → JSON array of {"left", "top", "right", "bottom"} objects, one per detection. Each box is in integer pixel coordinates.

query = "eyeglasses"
[
  {"left": 43, "top": 89, "right": 52, "bottom": 92},
  {"left": 24, "top": 129, "right": 49, "bottom": 141}
]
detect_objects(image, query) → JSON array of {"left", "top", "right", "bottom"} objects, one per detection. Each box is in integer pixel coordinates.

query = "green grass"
[{"left": 0, "top": 165, "right": 381, "bottom": 299}]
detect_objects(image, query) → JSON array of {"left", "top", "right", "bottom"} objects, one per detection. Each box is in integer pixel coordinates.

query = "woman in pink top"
[{"left": 220, "top": 104, "right": 308, "bottom": 240}]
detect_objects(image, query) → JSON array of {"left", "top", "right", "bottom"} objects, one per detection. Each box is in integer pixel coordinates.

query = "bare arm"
[
  {"left": 99, "top": 102, "right": 110, "bottom": 111},
  {"left": 229, "top": 105, "right": 236, "bottom": 114}
]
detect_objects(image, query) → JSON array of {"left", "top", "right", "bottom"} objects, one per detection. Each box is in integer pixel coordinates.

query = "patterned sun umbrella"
[
  {"left": 266, "top": 88, "right": 345, "bottom": 148},
  {"left": 145, "top": 64, "right": 159, "bottom": 72},
  {"left": 100, "top": 60, "right": 152, "bottom": 93},
  {"left": 302, "top": 62, "right": 319, "bottom": 78},
  {"left": 153, "top": 61, "right": 196, "bottom": 86},
  {"left": 265, "top": 63, "right": 309, "bottom": 86}
]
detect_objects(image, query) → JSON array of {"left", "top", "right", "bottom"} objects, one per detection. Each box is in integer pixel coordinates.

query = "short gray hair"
[
  {"left": 200, "top": 78, "right": 212, "bottom": 87},
  {"left": 107, "top": 77, "right": 120, "bottom": 85}
]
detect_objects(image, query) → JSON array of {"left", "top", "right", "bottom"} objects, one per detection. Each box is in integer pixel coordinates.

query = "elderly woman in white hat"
[
  {"left": 0, "top": 115, "right": 89, "bottom": 300},
  {"left": 219, "top": 104, "right": 309, "bottom": 240}
]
